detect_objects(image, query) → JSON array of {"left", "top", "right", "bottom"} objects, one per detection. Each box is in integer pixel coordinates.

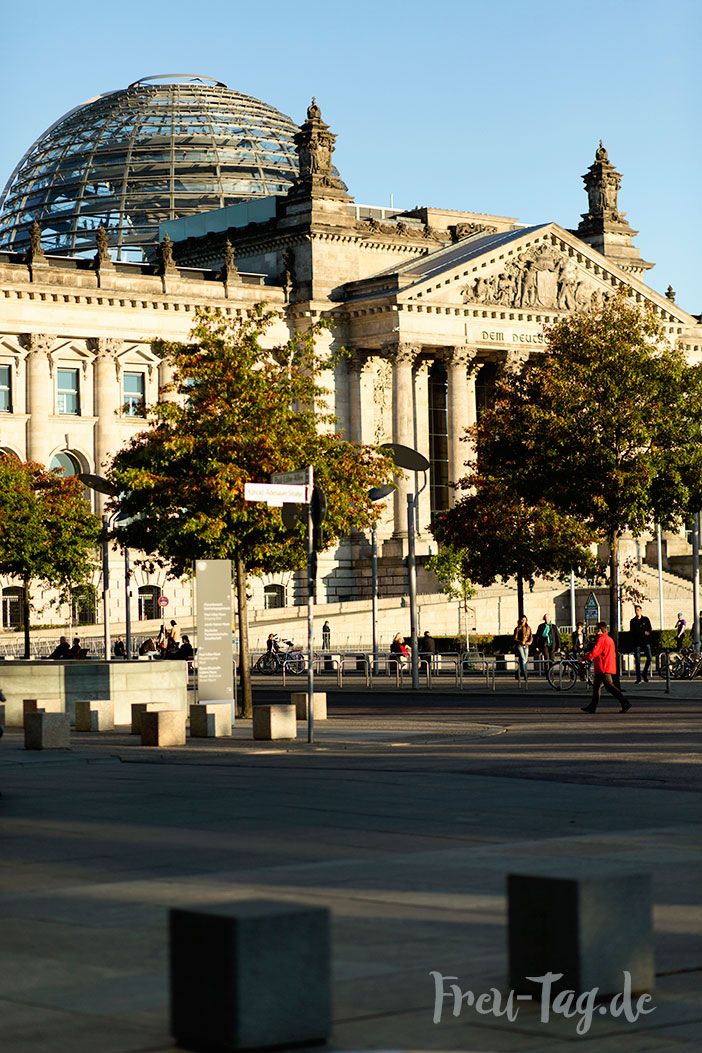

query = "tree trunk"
[
  {"left": 235, "top": 547, "right": 252, "bottom": 718},
  {"left": 516, "top": 573, "right": 525, "bottom": 620},
  {"left": 22, "top": 576, "right": 31, "bottom": 660},
  {"left": 608, "top": 536, "right": 619, "bottom": 646}
]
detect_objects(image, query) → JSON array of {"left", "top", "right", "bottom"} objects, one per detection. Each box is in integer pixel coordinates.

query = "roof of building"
[{"left": 0, "top": 74, "right": 301, "bottom": 262}]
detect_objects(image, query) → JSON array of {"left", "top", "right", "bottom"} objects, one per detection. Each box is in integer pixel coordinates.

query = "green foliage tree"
[
  {"left": 0, "top": 457, "right": 102, "bottom": 657},
  {"left": 468, "top": 294, "right": 702, "bottom": 637},
  {"left": 425, "top": 545, "right": 476, "bottom": 641},
  {"left": 107, "top": 304, "right": 392, "bottom": 715},
  {"left": 430, "top": 476, "right": 598, "bottom": 622}
]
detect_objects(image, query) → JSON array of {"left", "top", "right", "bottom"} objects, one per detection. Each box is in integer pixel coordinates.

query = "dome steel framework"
[{"left": 0, "top": 75, "right": 301, "bottom": 262}]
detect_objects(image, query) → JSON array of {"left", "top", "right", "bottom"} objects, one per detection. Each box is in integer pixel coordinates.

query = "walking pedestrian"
[
  {"left": 513, "top": 615, "right": 533, "bottom": 682},
  {"left": 571, "top": 621, "right": 588, "bottom": 655},
  {"left": 675, "top": 613, "right": 687, "bottom": 651},
  {"left": 581, "top": 621, "right": 631, "bottom": 713},
  {"left": 322, "top": 621, "right": 331, "bottom": 650},
  {"left": 535, "top": 614, "right": 561, "bottom": 674},
  {"left": 629, "top": 604, "right": 653, "bottom": 683}
]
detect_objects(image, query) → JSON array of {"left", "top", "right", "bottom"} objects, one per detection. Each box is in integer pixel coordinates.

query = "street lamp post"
[
  {"left": 368, "top": 485, "right": 395, "bottom": 671},
  {"left": 380, "top": 444, "right": 430, "bottom": 690}
]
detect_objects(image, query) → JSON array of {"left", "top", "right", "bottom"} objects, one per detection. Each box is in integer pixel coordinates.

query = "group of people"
[
  {"left": 49, "top": 636, "right": 87, "bottom": 660},
  {"left": 514, "top": 612, "right": 631, "bottom": 712},
  {"left": 138, "top": 620, "right": 193, "bottom": 660}
]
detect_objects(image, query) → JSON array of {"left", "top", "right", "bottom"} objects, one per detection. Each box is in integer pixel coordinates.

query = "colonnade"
[{"left": 346, "top": 342, "right": 486, "bottom": 537}]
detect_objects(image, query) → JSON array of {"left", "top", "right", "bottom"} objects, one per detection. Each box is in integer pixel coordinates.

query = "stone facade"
[{"left": 1, "top": 98, "right": 701, "bottom": 634}]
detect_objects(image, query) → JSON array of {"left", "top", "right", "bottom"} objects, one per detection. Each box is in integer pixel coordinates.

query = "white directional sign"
[
  {"left": 270, "top": 470, "right": 307, "bottom": 485},
  {"left": 244, "top": 482, "right": 309, "bottom": 506}
]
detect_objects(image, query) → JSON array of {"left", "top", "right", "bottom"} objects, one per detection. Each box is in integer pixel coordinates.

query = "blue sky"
[{"left": 2, "top": 0, "right": 699, "bottom": 311}]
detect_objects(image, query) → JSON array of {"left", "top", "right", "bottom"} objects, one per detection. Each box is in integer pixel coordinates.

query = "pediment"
[{"left": 396, "top": 223, "right": 698, "bottom": 327}]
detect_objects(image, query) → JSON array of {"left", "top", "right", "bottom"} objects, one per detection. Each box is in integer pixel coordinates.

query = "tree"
[
  {"left": 430, "top": 476, "right": 598, "bottom": 622},
  {"left": 0, "top": 458, "right": 102, "bottom": 657},
  {"left": 469, "top": 294, "right": 702, "bottom": 637},
  {"left": 425, "top": 545, "right": 476, "bottom": 642},
  {"left": 107, "top": 304, "right": 392, "bottom": 715}
]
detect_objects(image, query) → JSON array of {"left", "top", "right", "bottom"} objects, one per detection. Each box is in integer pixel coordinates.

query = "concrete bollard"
[
  {"left": 23, "top": 698, "right": 63, "bottom": 724},
  {"left": 24, "top": 712, "right": 70, "bottom": 750},
  {"left": 189, "top": 703, "right": 232, "bottom": 738},
  {"left": 74, "top": 699, "right": 115, "bottom": 732},
  {"left": 140, "top": 710, "right": 186, "bottom": 747},
  {"left": 290, "top": 691, "right": 327, "bottom": 721},
  {"left": 508, "top": 869, "right": 654, "bottom": 997},
  {"left": 131, "top": 701, "right": 177, "bottom": 735},
  {"left": 252, "top": 703, "right": 297, "bottom": 741},
  {"left": 170, "top": 899, "right": 330, "bottom": 1051}
]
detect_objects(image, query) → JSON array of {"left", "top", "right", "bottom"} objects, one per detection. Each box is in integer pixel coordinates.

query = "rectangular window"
[
  {"left": 57, "top": 368, "right": 80, "bottom": 415},
  {"left": 123, "top": 372, "right": 145, "bottom": 416},
  {"left": 0, "top": 364, "right": 11, "bottom": 412}
]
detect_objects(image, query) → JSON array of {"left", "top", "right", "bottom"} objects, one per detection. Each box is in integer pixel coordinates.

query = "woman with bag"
[{"left": 513, "top": 616, "right": 533, "bottom": 682}]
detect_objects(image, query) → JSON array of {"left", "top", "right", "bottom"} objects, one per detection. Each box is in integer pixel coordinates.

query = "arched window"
[
  {"left": 49, "top": 451, "right": 81, "bottom": 477},
  {"left": 2, "top": 586, "right": 24, "bottom": 629},
  {"left": 264, "top": 584, "right": 286, "bottom": 609},
  {"left": 138, "top": 585, "right": 161, "bottom": 621},
  {"left": 71, "top": 584, "right": 97, "bottom": 625}
]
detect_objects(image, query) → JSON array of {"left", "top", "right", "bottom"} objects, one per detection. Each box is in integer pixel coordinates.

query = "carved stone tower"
[
  {"left": 288, "top": 98, "right": 350, "bottom": 203},
  {"left": 575, "top": 142, "right": 653, "bottom": 277}
]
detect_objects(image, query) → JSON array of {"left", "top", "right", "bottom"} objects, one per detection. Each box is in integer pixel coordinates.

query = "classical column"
[
  {"left": 90, "top": 339, "right": 122, "bottom": 481},
  {"left": 23, "top": 334, "right": 54, "bottom": 466},
  {"left": 389, "top": 343, "right": 419, "bottom": 536},
  {"left": 346, "top": 350, "right": 367, "bottom": 444},
  {"left": 446, "top": 346, "right": 479, "bottom": 500}
]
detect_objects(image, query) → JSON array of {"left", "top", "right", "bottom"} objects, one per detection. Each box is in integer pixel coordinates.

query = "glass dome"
[{"left": 0, "top": 74, "right": 301, "bottom": 262}]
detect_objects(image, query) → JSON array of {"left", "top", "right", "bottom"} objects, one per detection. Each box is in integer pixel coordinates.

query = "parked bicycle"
[
  {"left": 658, "top": 646, "right": 702, "bottom": 680},
  {"left": 255, "top": 640, "right": 306, "bottom": 675},
  {"left": 547, "top": 651, "right": 594, "bottom": 691}
]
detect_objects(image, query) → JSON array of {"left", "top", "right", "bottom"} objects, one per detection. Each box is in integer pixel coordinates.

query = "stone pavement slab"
[{"left": 0, "top": 688, "right": 700, "bottom": 1051}]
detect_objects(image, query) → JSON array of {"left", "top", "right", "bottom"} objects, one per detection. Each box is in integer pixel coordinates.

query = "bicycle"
[
  {"left": 658, "top": 646, "right": 702, "bottom": 680},
  {"left": 547, "top": 651, "right": 594, "bottom": 691},
  {"left": 255, "top": 641, "right": 306, "bottom": 675}
]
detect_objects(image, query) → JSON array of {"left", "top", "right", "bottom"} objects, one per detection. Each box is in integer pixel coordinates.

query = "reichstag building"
[{"left": 1, "top": 74, "right": 700, "bottom": 639}]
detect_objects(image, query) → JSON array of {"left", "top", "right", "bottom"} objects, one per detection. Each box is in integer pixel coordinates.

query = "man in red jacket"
[{"left": 581, "top": 621, "right": 631, "bottom": 713}]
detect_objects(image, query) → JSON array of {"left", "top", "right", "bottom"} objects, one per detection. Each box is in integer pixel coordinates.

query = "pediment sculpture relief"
[{"left": 461, "top": 245, "right": 619, "bottom": 311}]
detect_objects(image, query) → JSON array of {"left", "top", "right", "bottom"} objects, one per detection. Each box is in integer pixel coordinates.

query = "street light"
[
  {"left": 368, "top": 484, "right": 395, "bottom": 670},
  {"left": 78, "top": 473, "right": 133, "bottom": 661},
  {"left": 380, "top": 443, "right": 430, "bottom": 689}
]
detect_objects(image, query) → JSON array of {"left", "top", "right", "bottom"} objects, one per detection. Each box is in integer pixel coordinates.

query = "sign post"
[
  {"left": 584, "top": 591, "right": 600, "bottom": 630},
  {"left": 245, "top": 471, "right": 317, "bottom": 744},
  {"left": 194, "top": 560, "right": 234, "bottom": 718}
]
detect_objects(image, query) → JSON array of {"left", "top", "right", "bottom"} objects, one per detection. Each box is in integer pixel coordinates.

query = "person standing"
[
  {"left": 629, "top": 604, "right": 653, "bottom": 683},
  {"left": 535, "top": 614, "right": 560, "bottom": 673},
  {"left": 571, "top": 621, "right": 588, "bottom": 655},
  {"left": 675, "top": 613, "right": 687, "bottom": 651},
  {"left": 322, "top": 621, "right": 331, "bottom": 650},
  {"left": 581, "top": 621, "right": 631, "bottom": 713},
  {"left": 513, "top": 615, "right": 533, "bottom": 682}
]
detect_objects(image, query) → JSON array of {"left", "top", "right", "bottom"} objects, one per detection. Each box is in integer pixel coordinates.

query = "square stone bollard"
[
  {"left": 131, "top": 701, "right": 177, "bottom": 735},
  {"left": 74, "top": 699, "right": 115, "bottom": 732},
  {"left": 23, "top": 698, "right": 63, "bottom": 723},
  {"left": 140, "top": 710, "right": 186, "bottom": 747},
  {"left": 24, "top": 712, "right": 71, "bottom": 750},
  {"left": 170, "top": 899, "right": 330, "bottom": 1050},
  {"left": 189, "top": 703, "right": 232, "bottom": 738},
  {"left": 252, "top": 703, "right": 297, "bottom": 741},
  {"left": 508, "top": 869, "right": 654, "bottom": 997},
  {"left": 290, "top": 691, "right": 327, "bottom": 721}
]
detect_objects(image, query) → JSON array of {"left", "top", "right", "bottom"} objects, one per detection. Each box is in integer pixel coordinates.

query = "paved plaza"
[{"left": 1, "top": 677, "right": 701, "bottom": 1052}]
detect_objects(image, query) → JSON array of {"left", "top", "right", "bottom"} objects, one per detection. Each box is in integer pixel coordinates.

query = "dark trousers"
[
  {"left": 591, "top": 671, "right": 628, "bottom": 709},
  {"left": 634, "top": 644, "right": 652, "bottom": 680}
]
